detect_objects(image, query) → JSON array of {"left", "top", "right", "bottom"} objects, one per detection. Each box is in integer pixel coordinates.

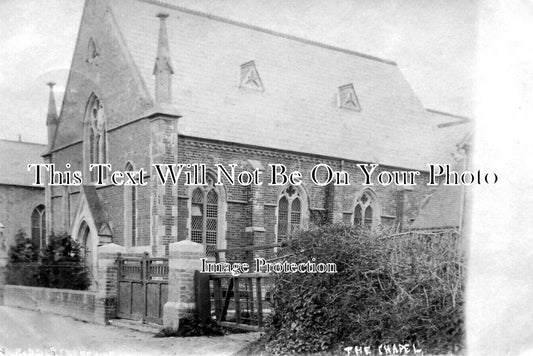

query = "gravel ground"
[{"left": 0, "top": 306, "right": 260, "bottom": 356}]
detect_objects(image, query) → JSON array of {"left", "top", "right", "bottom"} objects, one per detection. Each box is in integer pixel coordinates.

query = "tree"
[
  {"left": 5, "top": 230, "right": 39, "bottom": 286},
  {"left": 38, "top": 233, "right": 91, "bottom": 290}
]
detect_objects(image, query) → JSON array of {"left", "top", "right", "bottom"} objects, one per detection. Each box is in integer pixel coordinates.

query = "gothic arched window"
[
  {"left": 277, "top": 185, "right": 304, "bottom": 242},
  {"left": 190, "top": 177, "right": 220, "bottom": 256},
  {"left": 353, "top": 191, "right": 380, "bottom": 227},
  {"left": 124, "top": 163, "right": 137, "bottom": 247},
  {"left": 83, "top": 95, "right": 107, "bottom": 182},
  {"left": 31, "top": 205, "right": 46, "bottom": 248}
]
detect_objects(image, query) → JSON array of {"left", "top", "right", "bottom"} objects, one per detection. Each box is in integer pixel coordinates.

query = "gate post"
[
  {"left": 163, "top": 240, "right": 204, "bottom": 329},
  {"left": 194, "top": 270, "right": 211, "bottom": 322},
  {"left": 95, "top": 243, "right": 126, "bottom": 325}
]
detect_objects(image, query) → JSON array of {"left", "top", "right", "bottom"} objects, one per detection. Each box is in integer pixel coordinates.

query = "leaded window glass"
[
  {"left": 31, "top": 205, "right": 46, "bottom": 248},
  {"left": 124, "top": 163, "right": 137, "bottom": 247},
  {"left": 191, "top": 178, "right": 218, "bottom": 256},
  {"left": 353, "top": 192, "right": 378, "bottom": 227},
  {"left": 84, "top": 95, "right": 107, "bottom": 182},
  {"left": 277, "top": 185, "right": 303, "bottom": 242}
]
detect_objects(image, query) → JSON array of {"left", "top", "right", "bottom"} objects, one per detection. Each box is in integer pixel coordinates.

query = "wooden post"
[
  {"left": 248, "top": 277, "right": 254, "bottom": 322},
  {"left": 116, "top": 253, "right": 122, "bottom": 317},
  {"left": 214, "top": 277, "right": 222, "bottom": 321},
  {"left": 194, "top": 270, "right": 211, "bottom": 322},
  {"left": 221, "top": 278, "right": 234, "bottom": 321},
  {"left": 234, "top": 277, "right": 241, "bottom": 324},
  {"left": 142, "top": 252, "right": 149, "bottom": 322},
  {"left": 256, "top": 277, "right": 263, "bottom": 328}
]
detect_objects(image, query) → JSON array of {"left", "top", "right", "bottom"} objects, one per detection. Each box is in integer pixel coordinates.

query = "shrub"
[
  {"left": 263, "top": 224, "right": 464, "bottom": 355},
  {"left": 155, "top": 316, "right": 224, "bottom": 337},
  {"left": 37, "top": 233, "right": 91, "bottom": 290},
  {"left": 4, "top": 230, "right": 39, "bottom": 286}
]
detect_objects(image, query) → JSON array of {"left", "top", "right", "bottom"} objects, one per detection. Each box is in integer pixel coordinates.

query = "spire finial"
[
  {"left": 153, "top": 13, "right": 174, "bottom": 104},
  {"left": 45, "top": 82, "right": 59, "bottom": 151},
  {"left": 46, "top": 82, "right": 58, "bottom": 125}
]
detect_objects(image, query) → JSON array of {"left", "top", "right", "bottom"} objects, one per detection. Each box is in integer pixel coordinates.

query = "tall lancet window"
[
  {"left": 353, "top": 190, "right": 380, "bottom": 227},
  {"left": 190, "top": 177, "right": 220, "bottom": 256},
  {"left": 31, "top": 205, "right": 46, "bottom": 248},
  {"left": 83, "top": 94, "right": 107, "bottom": 182},
  {"left": 124, "top": 163, "right": 137, "bottom": 247},
  {"left": 277, "top": 185, "right": 306, "bottom": 243}
]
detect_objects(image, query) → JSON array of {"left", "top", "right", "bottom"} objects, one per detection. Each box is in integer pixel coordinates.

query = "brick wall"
[
  {"left": 48, "top": 130, "right": 435, "bottom": 255},
  {"left": 2, "top": 244, "right": 123, "bottom": 325},
  {"left": 0, "top": 185, "right": 44, "bottom": 248},
  {"left": 4, "top": 285, "right": 98, "bottom": 323},
  {"left": 177, "top": 137, "right": 436, "bottom": 245}
]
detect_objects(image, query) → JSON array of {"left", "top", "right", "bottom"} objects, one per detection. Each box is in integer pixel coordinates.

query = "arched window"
[
  {"left": 190, "top": 177, "right": 220, "bottom": 256},
  {"left": 124, "top": 163, "right": 137, "bottom": 247},
  {"left": 277, "top": 185, "right": 304, "bottom": 242},
  {"left": 353, "top": 190, "right": 380, "bottom": 227},
  {"left": 31, "top": 205, "right": 46, "bottom": 248},
  {"left": 83, "top": 94, "right": 107, "bottom": 182}
]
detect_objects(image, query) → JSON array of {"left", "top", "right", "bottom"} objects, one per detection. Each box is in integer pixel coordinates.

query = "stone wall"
[
  {"left": 4, "top": 285, "right": 98, "bottom": 323},
  {"left": 1, "top": 243, "right": 125, "bottom": 325}
]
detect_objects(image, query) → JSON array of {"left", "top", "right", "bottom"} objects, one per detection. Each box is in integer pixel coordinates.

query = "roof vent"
[
  {"left": 240, "top": 61, "right": 264, "bottom": 91},
  {"left": 86, "top": 37, "right": 100, "bottom": 63},
  {"left": 338, "top": 84, "right": 361, "bottom": 111}
]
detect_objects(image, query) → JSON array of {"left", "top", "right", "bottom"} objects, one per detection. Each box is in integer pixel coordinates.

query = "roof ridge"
[
  {"left": 138, "top": 0, "right": 397, "bottom": 66},
  {"left": 0, "top": 139, "right": 47, "bottom": 146},
  {"left": 426, "top": 108, "right": 472, "bottom": 122}
]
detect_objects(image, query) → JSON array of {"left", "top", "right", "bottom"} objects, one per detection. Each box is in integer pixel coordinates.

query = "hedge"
[
  {"left": 263, "top": 225, "right": 464, "bottom": 355},
  {"left": 4, "top": 232, "right": 91, "bottom": 291}
]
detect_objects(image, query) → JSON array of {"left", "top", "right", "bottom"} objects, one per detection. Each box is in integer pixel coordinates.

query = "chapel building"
[{"left": 42, "top": 0, "right": 472, "bottom": 270}]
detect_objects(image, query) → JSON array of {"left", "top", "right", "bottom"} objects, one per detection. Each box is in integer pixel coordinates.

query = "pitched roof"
[
  {"left": 0, "top": 140, "right": 46, "bottom": 187},
  {"left": 105, "top": 0, "right": 444, "bottom": 171}
]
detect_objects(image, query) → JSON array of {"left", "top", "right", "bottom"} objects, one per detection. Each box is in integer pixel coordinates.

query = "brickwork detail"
[{"left": 150, "top": 119, "right": 179, "bottom": 255}]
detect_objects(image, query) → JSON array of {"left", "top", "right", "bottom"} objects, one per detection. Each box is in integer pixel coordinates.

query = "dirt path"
[{"left": 0, "top": 306, "right": 260, "bottom": 356}]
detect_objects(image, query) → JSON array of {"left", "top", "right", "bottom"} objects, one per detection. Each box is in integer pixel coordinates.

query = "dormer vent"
[
  {"left": 240, "top": 61, "right": 264, "bottom": 91},
  {"left": 338, "top": 84, "right": 361, "bottom": 111}
]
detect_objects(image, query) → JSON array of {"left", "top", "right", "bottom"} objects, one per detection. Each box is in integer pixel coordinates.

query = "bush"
[
  {"left": 155, "top": 316, "right": 224, "bottom": 337},
  {"left": 263, "top": 225, "right": 464, "bottom": 355},
  {"left": 37, "top": 233, "right": 91, "bottom": 290},
  {"left": 4, "top": 230, "right": 39, "bottom": 286}
]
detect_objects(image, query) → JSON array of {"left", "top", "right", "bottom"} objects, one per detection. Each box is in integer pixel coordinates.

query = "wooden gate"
[
  {"left": 198, "top": 272, "right": 272, "bottom": 331},
  {"left": 195, "top": 244, "right": 289, "bottom": 331},
  {"left": 116, "top": 253, "right": 168, "bottom": 324}
]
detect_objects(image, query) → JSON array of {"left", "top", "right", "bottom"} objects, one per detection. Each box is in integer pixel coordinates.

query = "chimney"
[
  {"left": 153, "top": 13, "right": 174, "bottom": 104},
  {"left": 46, "top": 82, "right": 59, "bottom": 151}
]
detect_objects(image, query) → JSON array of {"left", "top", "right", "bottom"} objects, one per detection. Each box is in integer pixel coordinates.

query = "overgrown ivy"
[{"left": 263, "top": 224, "right": 464, "bottom": 355}]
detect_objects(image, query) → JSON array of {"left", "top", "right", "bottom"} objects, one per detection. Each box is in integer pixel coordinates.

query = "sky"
[{"left": 0, "top": 0, "right": 478, "bottom": 145}]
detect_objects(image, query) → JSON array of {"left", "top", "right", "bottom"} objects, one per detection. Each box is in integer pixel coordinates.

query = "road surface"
[{"left": 0, "top": 306, "right": 259, "bottom": 356}]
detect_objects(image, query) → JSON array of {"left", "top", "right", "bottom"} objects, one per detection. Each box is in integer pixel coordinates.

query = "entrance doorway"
[{"left": 78, "top": 221, "right": 94, "bottom": 278}]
